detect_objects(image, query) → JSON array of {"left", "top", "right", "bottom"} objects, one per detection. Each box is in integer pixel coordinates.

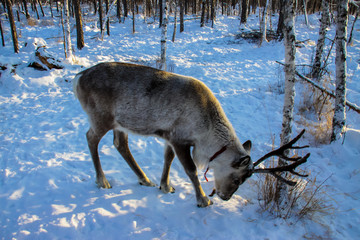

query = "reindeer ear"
[
  {"left": 243, "top": 140, "right": 252, "bottom": 153},
  {"left": 232, "top": 156, "right": 251, "bottom": 169}
]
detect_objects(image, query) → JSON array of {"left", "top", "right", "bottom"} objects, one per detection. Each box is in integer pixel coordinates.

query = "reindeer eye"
[{"left": 233, "top": 178, "right": 240, "bottom": 185}]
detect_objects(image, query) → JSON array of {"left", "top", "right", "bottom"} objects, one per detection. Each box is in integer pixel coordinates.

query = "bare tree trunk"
[
  {"left": 172, "top": 0, "right": 177, "bottom": 42},
  {"left": 99, "top": 0, "right": 103, "bottom": 34},
  {"left": 143, "top": 0, "right": 146, "bottom": 22},
  {"left": 22, "top": 0, "right": 30, "bottom": 19},
  {"left": 37, "top": 0, "right": 45, "bottom": 17},
  {"left": 210, "top": 0, "right": 215, "bottom": 28},
  {"left": 240, "top": 0, "right": 249, "bottom": 24},
  {"left": 33, "top": 0, "right": 40, "bottom": 19},
  {"left": 311, "top": 0, "right": 330, "bottom": 79},
  {"left": 63, "top": 0, "right": 73, "bottom": 60},
  {"left": 331, "top": 0, "right": 348, "bottom": 142},
  {"left": 205, "top": 0, "right": 210, "bottom": 22},
  {"left": 74, "top": 0, "right": 84, "bottom": 50},
  {"left": 105, "top": 0, "right": 110, "bottom": 35},
  {"left": 0, "top": 17, "right": 5, "bottom": 47},
  {"left": 277, "top": 0, "right": 296, "bottom": 208},
  {"left": 50, "top": 0, "right": 54, "bottom": 18},
  {"left": 159, "top": 0, "right": 163, "bottom": 27},
  {"left": 93, "top": 0, "right": 97, "bottom": 15},
  {"left": 269, "top": 0, "right": 273, "bottom": 30},
  {"left": 5, "top": 0, "right": 19, "bottom": 53},
  {"left": 276, "top": 0, "right": 285, "bottom": 40},
  {"left": 117, "top": 0, "right": 121, "bottom": 22},
  {"left": 180, "top": 0, "right": 184, "bottom": 32},
  {"left": 302, "top": 0, "right": 309, "bottom": 26},
  {"left": 123, "top": 0, "right": 128, "bottom": 17},
  {"left": 132, "top": 0, "right": 135, "bottom": 33},
  {"left": 200, "top": 0, "right": 206, "bottom": 27},
  {"left": 160, "top": 0, "right": 168, "bottom": 70}
]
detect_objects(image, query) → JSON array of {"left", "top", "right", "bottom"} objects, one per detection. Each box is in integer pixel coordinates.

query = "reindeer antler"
[{"left": 252, "top": 129, "right": 310, "bottom": 186}]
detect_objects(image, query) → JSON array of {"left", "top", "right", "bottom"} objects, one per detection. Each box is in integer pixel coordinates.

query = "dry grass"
[
  {"left": 26, "top": 17, "right": 54, "bottom": 27},
  {"left": 27, "top": 17, "right": 39, "bottom": 27},
  {"left": 256, "top": 154, "right": 335, "bottom": 222},
  {"left": 298, "top": 75, "right": 333, "bottom": 145}
]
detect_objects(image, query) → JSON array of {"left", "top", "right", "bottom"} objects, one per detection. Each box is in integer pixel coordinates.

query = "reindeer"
[{"left": 73, "top": 62, "right": 309, "bottom": 207}]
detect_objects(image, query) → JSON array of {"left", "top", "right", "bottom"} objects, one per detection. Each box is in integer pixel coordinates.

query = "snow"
[{"left": 1, "top": 9, "right": 360, "bottom": 240}]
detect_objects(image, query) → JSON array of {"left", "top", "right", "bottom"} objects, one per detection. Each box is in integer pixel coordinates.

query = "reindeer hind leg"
[
  {"left": 87, "top": 127, "right": 112, "bottom": 189},
  {"left": 113, "top": 129, "right": 156, "bottom": 187}
]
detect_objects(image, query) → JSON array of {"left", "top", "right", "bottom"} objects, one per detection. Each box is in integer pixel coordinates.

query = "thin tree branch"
[{"left": 276, "top": 61, "right": 360, "bottom": 114}]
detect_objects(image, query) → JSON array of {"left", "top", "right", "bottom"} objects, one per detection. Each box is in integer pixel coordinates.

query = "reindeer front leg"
[
  {"left": 172, "top": 143, "right": 213, "bottom": 207},
  {"left": 160, "top": 144, "right": 176, "bottom": 193}
]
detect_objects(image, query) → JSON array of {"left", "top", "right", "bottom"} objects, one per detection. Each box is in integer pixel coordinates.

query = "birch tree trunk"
[
  {"left": 281, "top": 0, "right": 296, "bottom": 148},
  {"left": 100, "top": 0, "right": 118, "bottom": 39},
  {"left": 331, "top": 0, "right": 348, "bottom": 142},
  {"left": 160, "top": 0, "right": 168, "bottom": 71},
  {"left": 260, "top": 0, "right": 269, "bottom": 46},
  {"left": 6, "top": 0, "right": 19, "bottom": 53},
  {"left": 63, "top": 0, "right": 73, "bottom": 60},
  {"left": 311, "top": 0, "right": 330, "bottom": 79},
  {"left": 276, "top": 0, "right": 296, "bottom": 207}
]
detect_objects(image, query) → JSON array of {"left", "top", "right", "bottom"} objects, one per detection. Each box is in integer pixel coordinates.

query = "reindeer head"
[
  {"left": 209, "top": 129, "right": 310, "bottom": 200},
  {"left": 209, "top": 140, "right": 253, "bottom": 201}
]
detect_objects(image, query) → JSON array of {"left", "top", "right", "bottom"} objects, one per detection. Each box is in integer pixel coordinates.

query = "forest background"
[{"left": 1, "top": 0, "right": 360, "bottom": 239}]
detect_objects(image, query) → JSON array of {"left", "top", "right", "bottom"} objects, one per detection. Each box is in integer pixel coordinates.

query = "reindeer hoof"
[
  {"left": 197, "top": 196, "right": 213, "bottom": 208},
  {"left": 96, "top": 178, "right": 112, "bottom": 189},
  {"left": 160, "top": 184, "right": 175, "bottom": 194},
  {"left": 139, "top": 178, "right": 156, "bottom": 187}
]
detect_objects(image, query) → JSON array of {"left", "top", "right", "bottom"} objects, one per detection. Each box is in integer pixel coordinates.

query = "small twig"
[{"left": 323, "top": 34, "right": 336, "bottom": 70}]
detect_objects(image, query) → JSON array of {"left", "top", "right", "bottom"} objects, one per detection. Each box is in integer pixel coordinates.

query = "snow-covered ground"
[{"left": 0, "top": 8, "right": 359, "bottom": 239}]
